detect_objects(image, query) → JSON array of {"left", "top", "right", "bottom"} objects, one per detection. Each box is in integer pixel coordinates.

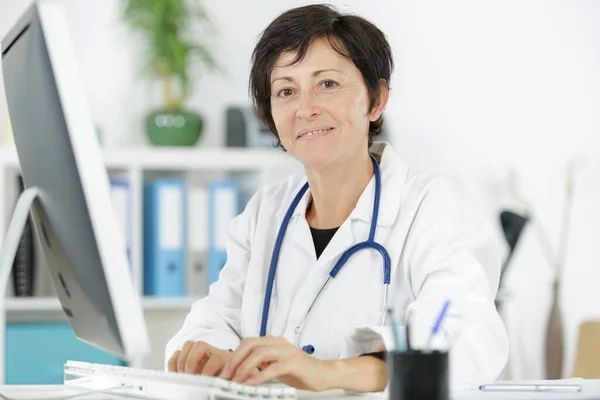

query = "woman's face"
[{"left": 270, "top": 37, "right": 387, "bottom": 170}]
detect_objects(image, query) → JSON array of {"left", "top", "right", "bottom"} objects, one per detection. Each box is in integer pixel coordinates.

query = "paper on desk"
[
  {"left": 341, "top": 325, "right": 393, "bottom": 358},
  {"left": 452, "top": 379, "right": 600, "bottom": 400}
]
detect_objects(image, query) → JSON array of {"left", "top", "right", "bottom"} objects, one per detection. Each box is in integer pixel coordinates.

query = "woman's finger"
[
  {"left": 245, "top": 360, "right": 293, "bottom": 387},
  {"left": 220, "top": 337, "right": 271, "bottom": 379},
  {"left": 177, "top": 341, "right": 194, "bottom": 372},
  {"left": 201, "top": 352, "right": 226, "bottom": 376},
  {"left": 232, "top": 345, "right": 284, "bottom": 383},
  {"left": 167, "top": 350, "right": 181, "bottom": 372},
  {"left": 185, "top": 342, "right": 211, "bottom": 373}
]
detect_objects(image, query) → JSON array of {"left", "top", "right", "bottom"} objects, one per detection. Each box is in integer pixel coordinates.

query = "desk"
[
  {"left": 2, "top": 381, "right": 600, "bottom": 400},
  {"left": 0, "top": 385, "right": 359, "bottom": 400}
]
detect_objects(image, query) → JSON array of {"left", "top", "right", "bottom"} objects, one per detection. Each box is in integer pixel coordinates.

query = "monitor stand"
[{"left": 0, "top": 186, "right": 41, "bottom": 383}]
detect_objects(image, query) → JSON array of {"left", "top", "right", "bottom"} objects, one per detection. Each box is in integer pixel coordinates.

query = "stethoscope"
[{"left": 259, "top": 154, "right": 391, "bottom": 355}]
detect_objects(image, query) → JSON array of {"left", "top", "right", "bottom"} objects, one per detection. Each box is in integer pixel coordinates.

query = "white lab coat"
[{"left": 165, "top": 142, "right": 508, "bottom": 389}]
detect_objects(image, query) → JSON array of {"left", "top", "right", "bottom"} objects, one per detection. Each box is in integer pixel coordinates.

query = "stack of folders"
[{"left": 141, "top": 178, "right": 240, "bottom": 298}]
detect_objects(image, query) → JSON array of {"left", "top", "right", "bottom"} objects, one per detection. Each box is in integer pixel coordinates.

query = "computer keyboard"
[{"left": 63, "top": 360, "right": 297, "bottom": 400}]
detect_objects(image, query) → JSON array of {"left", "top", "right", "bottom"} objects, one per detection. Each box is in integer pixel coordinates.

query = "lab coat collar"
[{"left": 274, "top": 142, "right": 409, "bottom": 228}]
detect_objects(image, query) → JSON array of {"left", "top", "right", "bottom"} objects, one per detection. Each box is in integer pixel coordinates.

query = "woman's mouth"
[{"left": 297, "top": 127, "right": 335, "bottom": 140}]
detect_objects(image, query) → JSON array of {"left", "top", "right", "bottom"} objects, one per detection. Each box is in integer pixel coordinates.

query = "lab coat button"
[{"left": 294, "top": 326, "right": 300, "bottom": 334}]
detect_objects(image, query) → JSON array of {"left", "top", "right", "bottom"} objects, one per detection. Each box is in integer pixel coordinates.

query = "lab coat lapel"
[
  {"left": 290, "top": 214, "right": 316, "bottom": 261},
  {"left": 312, "top": 219, "right": 355, "bottom": 269},
  {"left": 273, "top": 179, "right": 316, "bottom": 260}
]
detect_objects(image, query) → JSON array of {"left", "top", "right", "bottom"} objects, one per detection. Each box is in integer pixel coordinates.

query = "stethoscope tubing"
[{"left": 260, "top": 154, "right": 391, "bottom": 353}]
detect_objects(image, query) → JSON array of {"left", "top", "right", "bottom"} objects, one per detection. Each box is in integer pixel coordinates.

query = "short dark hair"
[{"left": 249, "top": 4, "right": 394, "bottom": 149}]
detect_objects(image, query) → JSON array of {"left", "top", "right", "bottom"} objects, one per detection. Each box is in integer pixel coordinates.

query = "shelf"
[
  {"left": 141, "top": 296, "right": 198, "bottom": 310},
  {"left": 4, "top": 297, "right": 60, "bottom": 312},
  {"left": 4, "top": 296, "right": 198, "bottom": 312},
  {"left": 0, "top": 145, "right": 298, "bottom": 171}
]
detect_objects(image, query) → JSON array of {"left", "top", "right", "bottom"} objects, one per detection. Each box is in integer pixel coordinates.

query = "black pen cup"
[{"left": 388, "top": 350, "right": 449, "bottom": 400}]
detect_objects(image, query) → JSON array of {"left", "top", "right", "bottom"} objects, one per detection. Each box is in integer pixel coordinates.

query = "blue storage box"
[{"left": 6, "top": 322, "right": 125, "bottom": 384}]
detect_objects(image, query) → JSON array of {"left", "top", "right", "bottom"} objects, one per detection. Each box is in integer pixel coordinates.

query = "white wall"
[{"left": 1, "top": 0, "right": 600, "bottom": 378}]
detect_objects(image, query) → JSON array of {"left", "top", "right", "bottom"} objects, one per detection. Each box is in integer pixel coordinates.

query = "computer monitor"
[{"left": 0, "top": 0, "right": 149, "bottom": 368}]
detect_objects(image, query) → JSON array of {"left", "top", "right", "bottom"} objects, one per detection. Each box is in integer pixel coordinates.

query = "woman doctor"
[{"left": 166, "top": 4, "right": 508, "bottom": 393}]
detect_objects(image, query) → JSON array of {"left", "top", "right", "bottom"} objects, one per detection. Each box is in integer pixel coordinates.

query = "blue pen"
[
  {"left": 405, "top": 321, "right": 411, "bottom": 351},
  {"left": 425, "top": 299, "right": 451, "bottom": 350},
  {"left": 387, "top": 308, "right": 405, "bottom": 352}
]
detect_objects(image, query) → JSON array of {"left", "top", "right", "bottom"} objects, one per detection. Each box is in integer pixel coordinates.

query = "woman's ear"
[{"left": 369, "top": 79, "right": 390, "bottom": 122}]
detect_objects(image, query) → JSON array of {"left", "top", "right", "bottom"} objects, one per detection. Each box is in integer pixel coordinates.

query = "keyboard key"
[
  {"left": 268, "top": 387, "right": 284, "bottom": 396},
  {"left": 243, "top": 385, "right": 258, "bottom": 396},
  {"left": 256, "top": 386, "right": 271, "bottom": 396},
  {"left": 229, "top": 381, "right": 244, "bottom": 394}
]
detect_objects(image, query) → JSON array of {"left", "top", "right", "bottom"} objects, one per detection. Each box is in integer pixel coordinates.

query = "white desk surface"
[
  {"left": 0, "top": 385, "right": 357, "bottom": 400},
  {"left": 1, "top": 380, "right": 600, "bottom": 400}
]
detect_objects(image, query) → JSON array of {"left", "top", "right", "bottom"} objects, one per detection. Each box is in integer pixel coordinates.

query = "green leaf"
[{"left": 121, "top": 0, "right": 220, "bottom": 108}]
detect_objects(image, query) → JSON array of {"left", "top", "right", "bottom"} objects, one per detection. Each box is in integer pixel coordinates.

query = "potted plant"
[{"left": 122, "top": 0, "right": 218, "bottom": 146}]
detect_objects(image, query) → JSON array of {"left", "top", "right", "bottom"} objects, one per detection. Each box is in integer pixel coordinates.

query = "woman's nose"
[{"left": 295, "top": 92, "right": 321, "bottom": 120}]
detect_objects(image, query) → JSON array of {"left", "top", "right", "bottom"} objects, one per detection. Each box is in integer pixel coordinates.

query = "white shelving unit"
[
  {"left": 0, "top": 146, "right": 297, "bottom": 171},
  {"left": 4, "top": 296, "right": 199, "bottom": 312},
  {"left": 0, "top": 144, "right": 301, "bottom": 371}
]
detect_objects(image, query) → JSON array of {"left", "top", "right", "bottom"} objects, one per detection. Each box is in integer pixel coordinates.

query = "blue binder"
[
  {"left": 143, "top": 179, "right": 186, "bottom": 297},
  {"left": 208, "top": 180, "right": 240, "bottom": 287}
]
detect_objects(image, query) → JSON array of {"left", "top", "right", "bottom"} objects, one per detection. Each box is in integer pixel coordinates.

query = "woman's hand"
[
  {"left": 168, "top": 340, "right": 233, "bottom": 376},
  {"left": 218, "top": 336, "right": 332, "bottom": 391}
]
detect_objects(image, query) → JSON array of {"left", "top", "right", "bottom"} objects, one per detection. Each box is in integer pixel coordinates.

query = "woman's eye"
[
  {"left": 321, "top": 80, "right": 338, "bottom": 89},
  {"left": 277, "top": 88, "right": 294, "bottom": 97}
]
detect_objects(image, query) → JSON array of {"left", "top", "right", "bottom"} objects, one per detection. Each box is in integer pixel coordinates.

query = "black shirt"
[
  {"left": 309, "top": 225, "right": 385, "bottom": 362},
  {"left": 309, "top": 226, "right": 339, "bottom": 259}
]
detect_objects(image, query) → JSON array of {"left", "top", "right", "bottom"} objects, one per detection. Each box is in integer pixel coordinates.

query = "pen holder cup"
[{"left": 388, "top": 350, "right": 449, "bottom": 400}]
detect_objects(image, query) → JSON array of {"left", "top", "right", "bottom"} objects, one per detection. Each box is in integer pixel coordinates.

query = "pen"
[
  {"left": 405, "top": 321, "right": 411, "bottom": 351},
  {"left": 387, "top": 308, "right": 405, "bottom": 352},
  {"left": 479, "top": 384, "right": 582, "bottom": 393},
  {"left": 425, "top": 299, "right": 450, "bottom": 350}
]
